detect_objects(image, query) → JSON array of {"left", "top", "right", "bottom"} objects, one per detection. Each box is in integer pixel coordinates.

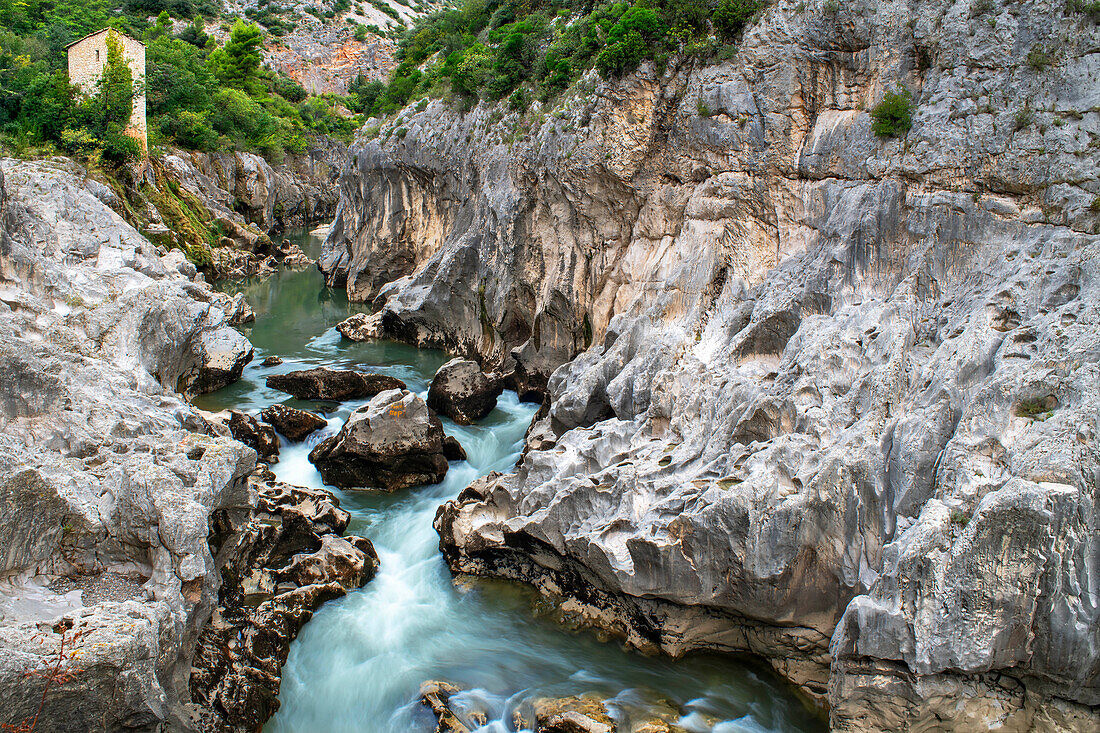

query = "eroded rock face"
[
  {"left": 162, "top": 143, "right": 344, "bottom": 233},
  {"left": 261, "top": 403, "right": 329, "bottom": 441},
  {"left": 0, "top": 159, "right": 258, "bottom": 729},
  {"left": 333, "top": 2, "right": 1100, "bottom": 729},
  {"left": 266, "top": 367, "right": 406, "bottom": 401},
  {"left": 190, "top": 470, "right": 378, "bottom": 731},
  {"left": 309, "top": 389, "right": 449, "bottom": 490},
  {"left": 427, "top": 358, "right": 502, "bottom": 424}
]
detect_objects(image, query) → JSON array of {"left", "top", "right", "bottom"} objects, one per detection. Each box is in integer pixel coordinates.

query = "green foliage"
[
  {"left": 208, "top": 20, "right": 264, "bottom": 92},
  {"left": 1016, "top": 396, "right": 1057, "bottom": 420},
  {"left": 0, "top": 0, "right": 363, "bottom": 164},
  {"left": 1026, "top": 43, "right": 1053, "bottom": 71},
  {"left": 274, "top": 74, "right": 307, "bottom": 102},
  {"left": 597, "top": 7, "right": 666, "bottom": 79},
  {"left": 713, "top": 0, "right": 762, "bottom": 42},
  {"left": 1068, "top": 0, "right": 1100, "bottom": 22},
  {"left": 870, "top": 88, "right": 913, "bottom": 138},
  {"left": 369, "top": 0, "right": 402, "bottom": 20},
  {"left": 1014, "top": 104, "right": 1033, "bottom": 131},
  {"left": 358, "top": 0, "right": 769, "bottom": 118},
  {"left": 348, "top": 74, "right": 386, "bottom": 112}
]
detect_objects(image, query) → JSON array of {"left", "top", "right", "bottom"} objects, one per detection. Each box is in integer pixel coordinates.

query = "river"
[{"left": 194, "top": 228, "right": 825, "bottom": 733}]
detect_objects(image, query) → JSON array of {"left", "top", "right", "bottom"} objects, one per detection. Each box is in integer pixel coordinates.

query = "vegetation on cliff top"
[
  {"left": 0, "top": 0, "right": 360, "bottom": 164},
  {"left": 352, "top": 0, "right": 765, "bottom": 117}
]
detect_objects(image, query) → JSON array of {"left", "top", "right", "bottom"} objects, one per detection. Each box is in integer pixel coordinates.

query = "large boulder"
[
  {"left": 266, "top": 368, "right": 405, "bottom": 401},
  {"left": 260, "top": 404, "right": 328, "bottom": 441},
  {"left": 183, "top": 327, "right": 255, "bottom": 395},
  {"left": 427, "top": 359, "right": 502, "bottom": 424},
  {"left": 308, "top": 389, "right": 449, "bottom": 491}
]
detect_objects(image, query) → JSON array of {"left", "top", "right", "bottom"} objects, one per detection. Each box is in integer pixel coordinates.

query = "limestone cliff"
[
  {"left": 324, "top": 0, "right": 1100, "bottom": 729},
  {"left": 0, "top": 158, "right": 258, "bottom": 731}
]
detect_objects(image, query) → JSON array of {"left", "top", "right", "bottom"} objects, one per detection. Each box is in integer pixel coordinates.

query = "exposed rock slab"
[
  {"left": 261, "top": 403, "right": 328, "bottom": 441},
  {"left": 308, "top": 389, "right": 449, "bottom": 491},
  {"left": 427, "top": 358, "right": 502, "bottom": 424},
  {"left": 266, "top": 367, "right": 405, "bottom": 401}
]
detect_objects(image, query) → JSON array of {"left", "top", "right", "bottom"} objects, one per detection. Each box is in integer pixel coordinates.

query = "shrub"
[
  {"left": 1014, "top": 105, "right": 1033, "bottom": 131},
  {"left": 1026, "top": 44, "right": 1053, "bottom": 71},
  {"left": 870, "top": 89, "right": 913, "bottom": 137},
  {"left": 713, "top": 0, "right": 763, "bottom": 42},
  {"left": 274, "top": 75, "right": 308, "bottom": 102},
  {"left": 1068, "top": 0, "right": 1100, "bottom": 22}
]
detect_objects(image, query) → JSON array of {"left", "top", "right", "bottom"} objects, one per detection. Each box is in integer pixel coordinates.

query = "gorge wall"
[
  {"left": 0, "top": 157, "right": 258, "bottom": 730},
  {"left": 323, "top": 0, "right": 1100, "bottom": 730}
]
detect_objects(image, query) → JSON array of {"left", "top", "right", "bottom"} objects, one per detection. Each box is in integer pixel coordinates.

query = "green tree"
[
  {"left": 713, "top": 0, "right": 762, "bottom": 42},
  {"left": 208, "top": 20, "right": 264, "bottom": 93}
]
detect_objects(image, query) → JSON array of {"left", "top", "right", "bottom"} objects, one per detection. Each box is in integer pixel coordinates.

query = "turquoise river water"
[{"left": 194, "top": 229, "right": 826, "bottom": 733}]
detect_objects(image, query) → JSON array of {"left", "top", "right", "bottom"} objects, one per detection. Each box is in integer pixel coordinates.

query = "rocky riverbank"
[
  {"left": 325, "top": 1, "right": 1100, "bottom": 730},
  {"left": 0, "top": 156, "right": 358, "bottom": 732}
]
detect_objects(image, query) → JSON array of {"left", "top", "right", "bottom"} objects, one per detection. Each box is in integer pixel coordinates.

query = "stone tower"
[{"left": 66, "top": 29, "right": 147, "bottom": 152}]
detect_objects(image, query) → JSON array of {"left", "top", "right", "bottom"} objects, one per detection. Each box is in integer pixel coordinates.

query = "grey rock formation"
[
  {"left": 332, "top": 1, "right": 1100, "bottom": 729},
  {"left": 427, "top": 358, "right": 502, "bottom": 424},
  {"left": 0, "top": 158, "right": 261, "bottom": 729},
  {"left": 266, "top": 367, "right": 406, "bottom": 401},
  {"left": 190, "top": 470, "right": 378, "bottom": 731},
  {"left": 261, "top": 403, "right": 329, "bottom": 441},
  {"left": 161, "top": 143, "right": 345, "bottom": 233},
  {"left": 309, "top": 389, "right": 450, "bottom": 490}
]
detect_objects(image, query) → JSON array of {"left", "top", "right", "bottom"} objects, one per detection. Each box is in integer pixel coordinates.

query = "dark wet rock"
[
  {"left": 228, "top": 410, "right": 280, "bottom": 463},
  {"left": 262, "top": 356, "right": 284, "bottom": 367},
  {"left": 308, "top": 389, "right": 449, "bottom": 491},
  {"left": 427, "top": 359, "right": 502, "bottom": 424},
  {"left": 419, "top": 681, "right": 475, "bottom": 733},
  {"left": 190, "top": 470, "right": 378, "bottom": 731},
  {"left": 266, "top": 367, "right": 405, "bottom": 401},
  {"left": 261, "top": 404, "right": 328, "bottom": 442},
  {"left": 442, "top": 435, "right": 467, "bottom": 462}
]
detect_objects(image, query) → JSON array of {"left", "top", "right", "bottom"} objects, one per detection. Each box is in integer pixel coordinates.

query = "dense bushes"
[
  {"left": 357, "top": 0, "right": 766, "bottom": 117},
  {"left": 0, "top": 2, "right": 361, "bottom": 165}
]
